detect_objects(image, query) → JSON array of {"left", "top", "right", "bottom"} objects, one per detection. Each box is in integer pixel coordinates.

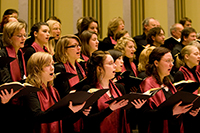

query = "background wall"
[{"left": 0, "top": 0, "right": 200, "bottom": 39}]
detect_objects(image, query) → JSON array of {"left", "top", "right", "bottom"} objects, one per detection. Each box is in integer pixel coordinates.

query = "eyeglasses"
[
  {"left": 164, "top": 59, "right": 174, "bottom": 63},
  {"left": 65, "top": 44, "right": 81, "bottom": 48},
  {"left": 14, "top": 34, "right": 27, "bottom": 38}
]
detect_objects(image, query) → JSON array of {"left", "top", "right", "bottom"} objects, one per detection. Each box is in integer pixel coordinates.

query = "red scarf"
[
  {"left": 122, "top": 61, "right": 138, "bottom": 77},
  {"left": 140, "top": 76, "right": 183, "bottom": 133},
  {"left": 81, "top": 53, "right": 89, "bottom": 62},
  {"left": 31, "top": 42, "right": 49, "bottom": 53},
  {"left": 179, "top": 66, "right": 200, "bottom": 94},
  {"left": 110, "top": 36, "right": 117, "bottom": 45},
  {"left": 63, "top": 61, "right": 86, "bottom": 88},
  {"left": 96, "top": 80, "right": 130, "bottom": 133},
  {"left": 6, "top": 46, "right": 26, "bottom": 81},
  {"left": 63, "top": 61, "right": 86, "bottom": 132},
  {"left": 37, "top": 84, "right": 62, "bottom": 133}
]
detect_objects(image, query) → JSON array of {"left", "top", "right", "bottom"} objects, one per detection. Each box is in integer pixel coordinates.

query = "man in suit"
[{"left": 164, "top": 23, "right": 184, "bottom": 51}]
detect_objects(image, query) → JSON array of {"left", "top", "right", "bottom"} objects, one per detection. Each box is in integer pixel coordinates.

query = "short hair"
[
  {"left": 46, "top": 16, "right": 61, "bottom": 24},
  {"left": 26, "top": 52, "right": 53, "bottom": 88},
  {"left": 146, "top": 27, "right": 165, "bottom": 45},
  {"left": 108, "top": 49, "right": 122, "bottom": 62},
  {"left": 181, "top": 27, "right": 196, "bottom": 42},
  {"left": 142, "top": 17, "right": 155, "bottom": 31},
  {"left": 80, "top": 16, "right": 99, "bottom": 35},
  {"left": 3, "top": 21, "right": 26, "bottom": 47},
  {"left": 179, "top": 17, "right": 192, "bottom": 26},
  {"left": 80, "top": 30, "right": 98, "bottom": 58},
  {"left": 170, "top": 23, "right": 181, "bottom": 34},
  {"left": 138, "top": 46, "right": 156, "bottom": 72},
  {"left": 46, "top": 20, "right": 61, "bottom": 36},
  {"left": 115, "top": 30, "right": 128, "bottom": 41},
  {"left": 114, "top": 36, "right": 137, "bottom": 58},
  {"left": 107, "top": 16, "right": 124, "bottom": 38},
  {"left": 55, "top": 34, "right": 81, "bottom": 64},
  {"left": 3, "top": 9, "right": 18, "bottom": 17}
]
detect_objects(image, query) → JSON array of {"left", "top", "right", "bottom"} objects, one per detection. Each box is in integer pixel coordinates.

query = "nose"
[{"left": 96, "top": 40, "right": 99, "bottom": 44}]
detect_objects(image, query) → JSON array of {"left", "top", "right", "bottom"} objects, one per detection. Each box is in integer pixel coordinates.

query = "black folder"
[{"left": 173, "top": 80, "right": 200, "bottom": 93}]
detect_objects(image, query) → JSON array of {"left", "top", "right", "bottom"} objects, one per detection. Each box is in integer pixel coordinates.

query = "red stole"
[
  {"left": 31, "top": 42, "right": 49, "bottom": 53},
  {"left": 110, "top": 36, "right": 117, "bottom": 45},
  {"left": 37, "top": 84, "right": 62, "bottom": 133},
  {"left": 63, "top": 61, "right": 86, "bottom": 132},
  {"left": 179, "top": 66, "right": 200, "bottom": 94},
  {"left": 122, "top": 61, "right": 138, "bottom": 77},
  {"left": 6, "top": 46, "right": 26, "bottom": 81},
  {"left": 81, "top": 54, "right": 89, "bottom": 62},
  {"left": 96, "top": 80, "right": 130, "bottom": 133},
  {"left": 63, "top": 61, "right": 86, "bottom": 88},
  {"left": 140, "top": 76, "right": 183, "bottom": 133}
]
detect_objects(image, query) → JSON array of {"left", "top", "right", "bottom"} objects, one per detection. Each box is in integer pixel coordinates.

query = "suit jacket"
[{"left": 164, "top": 37, "right": 180, "bottom": 51}]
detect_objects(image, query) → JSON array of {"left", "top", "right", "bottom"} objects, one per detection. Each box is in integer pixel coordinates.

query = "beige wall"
[
  {"left": 185, "top": 0, "right": 200, "bottom": 33},
  {"left": 0, "top": 0, "right": 19, "bottom": 19},
  {"left": 101, "top": 0, "right": 123, "bottom": 39}
]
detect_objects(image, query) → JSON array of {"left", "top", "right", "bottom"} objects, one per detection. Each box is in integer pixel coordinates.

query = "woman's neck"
[
  {"left": 12, "top": 46, "right": 19, "bottom": 55},
  {"left": 68, "top": 58, "right": 76, "bottom": 68},
  {"left": 34, "top": 40, "right": 44, "bottom": 48},
  {"left": 99, "top": 78, "right": 110, "bottom": 88},
  {"left": 186, "top": 62, "right": 195, "bottom": 69}
]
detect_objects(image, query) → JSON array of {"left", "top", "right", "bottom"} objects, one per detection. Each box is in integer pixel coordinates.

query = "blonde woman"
[
  {"left": 46, "top": 20, "right": 61, "bottom": 55},
  {"left": 24, "top": 52, "right": 88, "bottom": 133},
  {"left": 100, "top": 17, "right": 125, "bottom": 51}
]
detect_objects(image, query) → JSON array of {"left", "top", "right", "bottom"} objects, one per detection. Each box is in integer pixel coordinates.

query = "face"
[
  {"left": 124, "top": 41, "right": 136, "bottom": 59},
  {"left": 65, "top": 38, "right": 81, "bottom": 61},
  {"left": 185, "top": 47, "right": 200, "bottom": 68},
  {"left": 8, "top": 17, "right": 18, "bottom": 22},
  {"left": 89, "top": 34, "right": 99, "bottom": 53},
  {"left": 173, "top": 24, "right": 184, "bottom": 39},
  {"left": 115, "top": 56, "right": 124, "bottom": 72},
  {"left": 52, "top": 23, "right": 61, "bottom": 40},
  {"left": 184, "top": 32, "right": 197, "bottom": 45},
  {"left": 115, "top": 20, "right": 125, "bottom": 34},
  {"left": 41, "top": 58, "right": 54, "bottom": 84},
  {"left": 88, "top": 22, "right": 98, "bottom": 34},
  {"left": 102, "top": 55, "right": 116, "bottom": 80},
  {"left": 156, "top": 20, "right": 160, "bottom": 27},
  {"left": 10, "top": 28, "right": 26, "bottom": 50},
  {"left": 155, "top": 52, "right": 174, "bottom": 78},
  {"left": 145, "top": 19, "right": 157, "bottom": 32},
  {"left": 152, "top": 29, "right": 165, "bottom": 47},
  {"left": 34, "top": 25, "right": 50, "bottom": 45},
  {"left": 184, "top": 21, "right": 192, "bottom": 28}
]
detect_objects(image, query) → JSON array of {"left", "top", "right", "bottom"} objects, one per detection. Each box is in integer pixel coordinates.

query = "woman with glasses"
[
  {"left": 139, "top": 47, "right": 199, "bottom": 133},
  {"left": 24, "top": 22, "right": 50, "bottom": 64},
  {"left": 54, "top": 34, "right": 88, "bottom": 133},
  {"left": 0, "top": 21, "right": 28, "bottom": 132}
]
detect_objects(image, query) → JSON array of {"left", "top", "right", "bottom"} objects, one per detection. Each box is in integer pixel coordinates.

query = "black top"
[
  {"left": 0, "top": 47, "right": 25, "bottom": 84},
  {"left": 171, "top": 43, "right": 184, "bottom": 59},
  {"left": 123, "top": 56, "right": 136, "bottom": 77},
  {"left": 164, "top": 37, "right": 180, "bottom": 51},
  {"left": 99, "top": 36, "right": 115, "bottom": 51}
]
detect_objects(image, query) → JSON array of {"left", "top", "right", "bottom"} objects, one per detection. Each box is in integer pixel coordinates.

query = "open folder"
[
  {"left": 48, "top": 88, "right": 109, "bottom": 111},
  {"left": 158, "top": 91, "right": 200, "bottom": 110},
  {"left": 173, "top": 80, "right": 200, "bottom": 93},
  {"left": 0, "top": 82, "right": 42, "bottom": 98},
  {"left": 105, "top": 87, "right": 162, "bottom": 109}
]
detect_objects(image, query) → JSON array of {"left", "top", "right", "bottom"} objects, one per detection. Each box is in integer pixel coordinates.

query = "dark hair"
[
  {"left": 87, "top": 50, "right": 110, "bottom": 86},
  {"left": 29, "top": 22, "right": 49, "bottom": 42},
  {"left": 181, "top": 27, "right": 196, "bottom": 43},
  {"left": 80, "top": 16, "right": 99, "bottom": 35},
  {"left": 115, "top": 30, "right": 128, "bottom": 41},
  {"left": 179, "top": 17, "right": 192, "bottom": 26},
  {"left": 146, "top": 47, "right": 171, "bottom": 85},
  {"left": 108, "top": 49, "right": 122, "bottom": 62},
  {"left": 46, "top": 16, "right": 61, "bottom": 24},
  {"left": 146, "top": 27, "right": 165, "bottom": 45},
  {"left": 3, "top": 9, "right": 18, "bottom": 17}
]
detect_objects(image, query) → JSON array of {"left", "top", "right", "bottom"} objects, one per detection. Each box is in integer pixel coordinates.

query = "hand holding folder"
[
  {"left": 48, "top": 88, "right": 109, "bottom": 111},
  {"left": 106, "top": 87, "right": 162, "bottom": 109},
  {"left": 0, "top": 82, "right": 42, "bottom": 98}
]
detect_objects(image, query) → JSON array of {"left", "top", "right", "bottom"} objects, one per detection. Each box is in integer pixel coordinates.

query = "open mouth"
[{"left": 50, "top": 73, "right": 54, "bottom": 76}]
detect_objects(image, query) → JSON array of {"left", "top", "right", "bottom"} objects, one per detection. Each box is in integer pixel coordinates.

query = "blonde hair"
[
  {"left": 26, "top": 52, "right": 53, "bottom": 88},
  {"left": 176, "top": 45, "right": 198, "bottom": 68},
  {"left": 107, "top": 16, "right": 124, "bottom": 39},
  {"left": 114, "top": 36, "right": 137, "bottom": 59},
  {"left": 46, "top": 20, "right": 61, "bottom": 36},
  {"left": 138, "top": 46, "right": 156, "bottom": 72},
  {"left": 3, "top": 21, "right": 26, "bottom": 47},
  {"left": 55, "top": 34, "right": 81, "bottom": 64}
]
